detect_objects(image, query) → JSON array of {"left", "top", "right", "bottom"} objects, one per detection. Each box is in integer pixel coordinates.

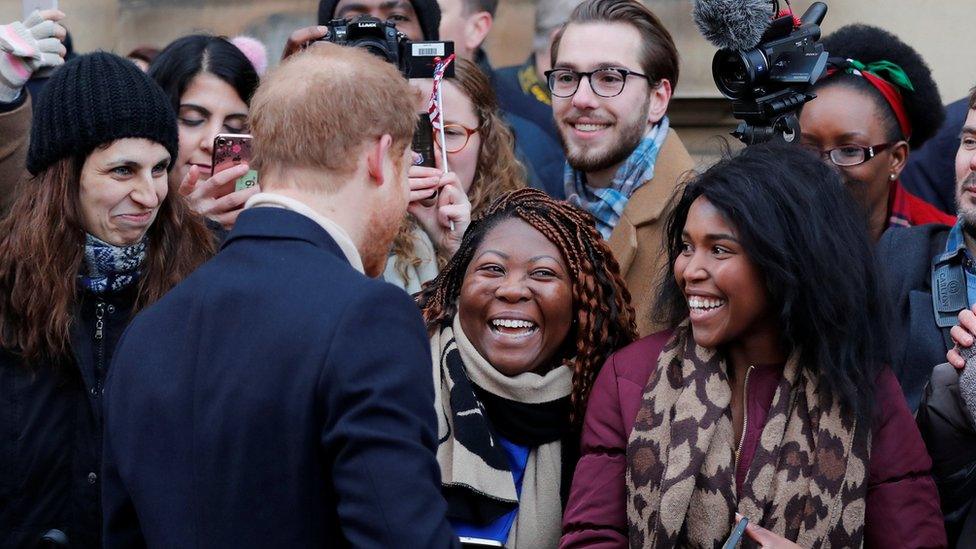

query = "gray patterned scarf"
[{"left": 77, "top": 233, "right": 147, "bottom": 294}]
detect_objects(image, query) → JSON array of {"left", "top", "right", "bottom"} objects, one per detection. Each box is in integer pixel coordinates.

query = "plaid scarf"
[
  {"left": 888, "top": 179, "right": 956, "bottom": 229},
  {"left": 565, "top": 117, "right": 669, "bottom": 240},
  {"left": 626, "top": 324, "right": 869, "bottom": 548},
  {"left": 77, "top": 233, "right": 146, "bottom": 294}
]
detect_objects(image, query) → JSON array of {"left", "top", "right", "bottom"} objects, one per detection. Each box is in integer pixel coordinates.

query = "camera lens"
[
  {"left": 712, "top": 49, "right": 767, "bottom": 100},
  {"left": 349, "top": 38, "right": 397, "bottom": 64}
]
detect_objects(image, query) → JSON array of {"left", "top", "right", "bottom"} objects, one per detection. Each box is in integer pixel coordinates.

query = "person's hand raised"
[
  {"left": 179, "top": 164, "right": 260, "bottom": 230},
  {"left": 0, "top": 9, "right": 67, "bottom": 101},
  {"left": 281, "top": 26, "right": 328, "bottom": 61},
  {"left": 948, "top": 307, "right": 976, "bottom": 370},
  {"left": 407, "top": 166, "right": 471, "bottom": 258}
]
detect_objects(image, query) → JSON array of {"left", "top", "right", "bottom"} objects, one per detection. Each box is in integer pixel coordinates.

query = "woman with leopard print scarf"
[{"left": 561, "top": 144, "right": 946, "bottom": 548}]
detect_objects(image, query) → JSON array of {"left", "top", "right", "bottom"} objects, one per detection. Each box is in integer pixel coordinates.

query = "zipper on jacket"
[
  {"left": 93, "top": 300, "right": 106, "bottom": 389},
  {"left": 734, "top": 365, "right": 754, "bottom": 471}
]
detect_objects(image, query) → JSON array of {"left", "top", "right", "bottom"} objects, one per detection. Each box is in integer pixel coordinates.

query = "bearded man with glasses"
[{"left": 548, "top": 0, "right": 694, "bottom": 337}]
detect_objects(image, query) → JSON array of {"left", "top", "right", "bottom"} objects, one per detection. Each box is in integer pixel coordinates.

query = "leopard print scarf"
[{"left": 625, "top": 325, "right": 870, "bottom": 548}]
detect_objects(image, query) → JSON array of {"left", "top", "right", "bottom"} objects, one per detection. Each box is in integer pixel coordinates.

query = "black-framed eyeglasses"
[
  {"left": 808, "top": 142, "right": 896, "bottom": 167},
  {"left": 544, "top": 68, "right": 650, "bottom": 98}
]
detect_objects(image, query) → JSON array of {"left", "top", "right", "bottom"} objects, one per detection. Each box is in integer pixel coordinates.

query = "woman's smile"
[
  {"left": 674, "top": 197, "right": 773, "bottom": 350},
  {"left": 458, "top": 218, "right": 574, "bottom": 377},
  {"left": 686, "top": 294, "right": 728, "bottom": 324},
  {"left": 488, "top": 315, "right": 540, "bottom": 337}
]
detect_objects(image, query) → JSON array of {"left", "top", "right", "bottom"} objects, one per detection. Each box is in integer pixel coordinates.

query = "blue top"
[
  {"left": 944, "top": 220, "right": 976, "bottom": 306},
  {"left": 451, "top": 436, "right": 531, "bottom": 543}
]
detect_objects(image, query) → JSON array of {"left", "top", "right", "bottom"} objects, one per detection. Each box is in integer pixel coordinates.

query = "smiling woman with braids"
[{"left": 416, "top": 188, "right": 635, "bottom": 548}]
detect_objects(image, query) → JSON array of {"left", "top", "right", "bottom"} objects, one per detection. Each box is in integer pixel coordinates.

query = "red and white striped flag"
[{"left": 426, "top": 54, "right": 456, "bottom": 130}]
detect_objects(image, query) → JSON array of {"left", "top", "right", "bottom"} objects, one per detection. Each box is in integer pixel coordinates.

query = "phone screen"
[
  {"left": 459, "top": 538, "right": 504, "bottom": 549},
  {"left": 22, "top": 0, "right": 58, "bottom": 19},
  {"left": 412, "top": 112, "right": 436, "bottom": 168}
]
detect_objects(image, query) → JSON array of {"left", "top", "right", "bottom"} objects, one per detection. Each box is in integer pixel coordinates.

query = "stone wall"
[{"left": 2, "top": 0, "right": 973, "bottom": 163}]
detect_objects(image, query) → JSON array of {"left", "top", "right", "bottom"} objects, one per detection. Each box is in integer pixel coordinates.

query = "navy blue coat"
[
  {"left": 475, "top": 49, "right": 566, "bottom": 200},
  {"left": 495, "top": 58, "right": 560, "bottom": 144},
  {"left": 102, "top": 207, "right": 457, "bottom": 548},
  {"left": 878, "top": 223, "right": 955, "bottom": 411}
]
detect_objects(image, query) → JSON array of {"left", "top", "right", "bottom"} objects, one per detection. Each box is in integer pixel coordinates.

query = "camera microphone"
[
  {"left": 697, "top": 0, "right": 830, "bottom": 146},
  {"left": 693, "top": 0, "right": 775, "bottom": 52}
]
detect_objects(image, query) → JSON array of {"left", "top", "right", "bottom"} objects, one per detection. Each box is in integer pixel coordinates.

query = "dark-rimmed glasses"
[
  {"left": 808, "top": 142, "right": 896, "bottom": 167},
  {"left": 435, "top": 124, "right": 479, "bottom": 154},
  {"left": 545, "top": 68, "right": 650, "bottom": 98}
]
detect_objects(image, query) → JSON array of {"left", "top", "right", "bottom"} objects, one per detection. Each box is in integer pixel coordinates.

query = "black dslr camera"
[
  {"left": 712, "top": 2, "right": 828, "bottom": 145},
  {"left": 322, "top": 16, "right": 455, "bottom": 79}
]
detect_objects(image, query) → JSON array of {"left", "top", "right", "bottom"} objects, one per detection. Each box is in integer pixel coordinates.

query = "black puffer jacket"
[
  {"left": 917, "top": 363, "right": 976, "bottom": 548},
  {"left": 0, "top": 285, "right": 135, "bottom": 548}
]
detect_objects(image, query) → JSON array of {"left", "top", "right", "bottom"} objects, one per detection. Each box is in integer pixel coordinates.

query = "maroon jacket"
[{"left": 561, "top": 331, "right": 947, "bottom": 548}]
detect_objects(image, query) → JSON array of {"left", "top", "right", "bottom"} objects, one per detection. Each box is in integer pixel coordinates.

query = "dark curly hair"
[
  {"left": 417, "top": 188, "right": 637, "bottom": 423},
  {"left": 813, "top": 24, "right": 944, "bottom": 149},
  {"left": 149, "top": 35, "right": 259, "bottom": 113},
  {"left": 655, "top": 143, "right": 886, "bottom": 419}
]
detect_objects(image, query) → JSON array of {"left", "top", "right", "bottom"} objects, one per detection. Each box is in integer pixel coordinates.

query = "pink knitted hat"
[{"left": 230, "top": 35, "right": 268, "bottom": 76}]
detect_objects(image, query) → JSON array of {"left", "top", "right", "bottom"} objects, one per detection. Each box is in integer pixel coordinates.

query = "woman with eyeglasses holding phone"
[
  {"left": 385, "top": 58, "right": 526, "bottom": 293},
  {"left": 798, "top": 24, "right": 953, "bottom": 242}
]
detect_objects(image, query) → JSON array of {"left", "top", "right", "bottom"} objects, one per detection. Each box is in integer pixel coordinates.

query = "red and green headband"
[{"left": 827, "top": 59, "right": 915, "bottom": 140}]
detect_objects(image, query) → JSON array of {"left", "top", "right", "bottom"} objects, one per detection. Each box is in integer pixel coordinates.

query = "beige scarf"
[
  {"left": 625, "top": 325, "right": 870, "bottom": 548},
  {"left": 431, "top": 316, "right": 571, "bottom": 548}
]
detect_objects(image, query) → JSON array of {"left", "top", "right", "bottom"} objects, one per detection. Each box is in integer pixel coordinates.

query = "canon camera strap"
[{"left": 932, "top": 250, "right": 969, "bottom": 348}]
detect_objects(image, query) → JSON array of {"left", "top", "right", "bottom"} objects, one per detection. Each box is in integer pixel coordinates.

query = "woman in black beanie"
[{"left": 0, "top": 51, "right": 215, "bottom": 547}]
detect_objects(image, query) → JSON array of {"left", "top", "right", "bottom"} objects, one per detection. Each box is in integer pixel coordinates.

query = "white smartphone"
[
  {"left": 22, "top": 0, "right": 58, "bottom": 19},
  {"left": 459, "top": 538, "right": 504, "bottom": 548}
]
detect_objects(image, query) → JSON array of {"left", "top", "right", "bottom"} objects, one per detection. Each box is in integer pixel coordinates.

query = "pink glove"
[{"left": 0, "top": 10, "right": 67, "bottom": 102}]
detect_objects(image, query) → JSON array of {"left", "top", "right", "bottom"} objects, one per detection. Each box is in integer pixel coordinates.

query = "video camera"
[
  {"left": 710, "top": 2, "right": 829, "bottom": 145},
  {"left": 321, "top": 16, "right": 455, "bottom": 79}
]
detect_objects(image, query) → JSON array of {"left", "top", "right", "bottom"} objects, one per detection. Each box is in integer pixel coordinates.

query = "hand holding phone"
[
  {"left": 733, "top": 513, "right": 804, "bottom": 549},
  {"left": 212, "top": 134, "right": 259, "bottom": 194},
  {"left": 411, "top": 112, "right": 439, "bottom": 206},
  {"left": 179, "top": 163, "right": 256, "bottom": 231},
  {"left": 722, "top": 517, "right": 748, "bottom": 549}
]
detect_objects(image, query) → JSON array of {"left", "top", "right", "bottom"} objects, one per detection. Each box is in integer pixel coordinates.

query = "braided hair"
[{"left": 417, "top": 188, "right": 637, "bottom": 423}]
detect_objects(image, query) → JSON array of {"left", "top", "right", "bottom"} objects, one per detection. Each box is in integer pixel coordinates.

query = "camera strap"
[{"left": 931, "top": 250, "right": 969, "bottom": 344}]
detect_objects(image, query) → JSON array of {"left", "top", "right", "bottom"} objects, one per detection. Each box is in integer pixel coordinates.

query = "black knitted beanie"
[
  {"left": 27, "top": 52, "right": 179, "bottom": 176},
  {"left": 317, "top": 0, "right": 441, "bottom": 40}
]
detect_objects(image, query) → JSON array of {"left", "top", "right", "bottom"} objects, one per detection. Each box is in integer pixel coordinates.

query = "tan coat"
[
  {"left": 0, "top": 95, "right": 31, "bottom": 217},
  {"left": 607, "top": 128, "right": 695, "bottom": 337}
]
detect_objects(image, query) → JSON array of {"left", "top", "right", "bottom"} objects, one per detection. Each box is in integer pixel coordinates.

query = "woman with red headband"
[{"left": 799, "top": 24, "right": 953, "bottom": 242}]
